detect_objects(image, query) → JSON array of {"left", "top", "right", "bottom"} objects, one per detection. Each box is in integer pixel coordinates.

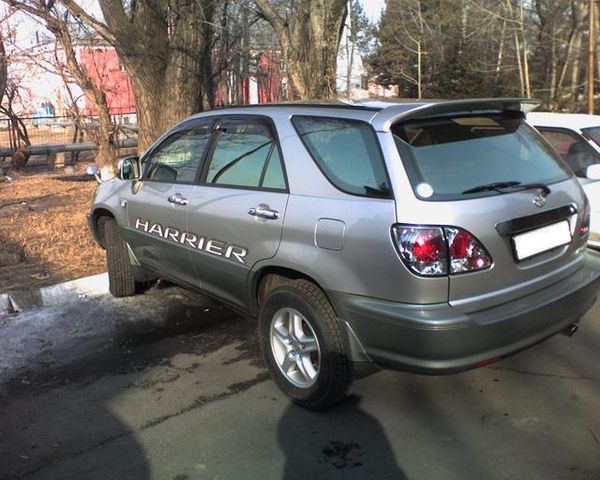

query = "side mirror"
[
  {"left": 586, "top": 164, "right": 600, "bottom": 180},
  {"left": 86, "top": 164, "right": 102, "bottom": 184},
  {"left": 117, "top": 156, "right": 141, "bottom": 181}
]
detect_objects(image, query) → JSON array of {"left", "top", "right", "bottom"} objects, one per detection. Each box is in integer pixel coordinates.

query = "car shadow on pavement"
[
  {"left": 277, "top": 396, "right": 408, "bottom": 480},
  {"left": 0, "top": 287, "right": 246, "bottom": 480},
  {"left": 0, "top": 376, "right": 151, "bottom": 480}
]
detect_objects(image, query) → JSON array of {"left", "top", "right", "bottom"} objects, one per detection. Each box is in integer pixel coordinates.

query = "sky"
[{"left": 359, "top": 0, "right": 386, "bottom": 23}]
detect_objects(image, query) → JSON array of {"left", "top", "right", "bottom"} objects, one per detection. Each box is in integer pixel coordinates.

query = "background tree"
[
  {"left": 0, "top": 19, "right": 31, "bottom": 169},
  {"left": 339, "top": 0, "right": 373, "bottom": 99},
  {"left": 210, "top": 0, "right": 279, "bottom": 105},
  {"left": 0, "top": 29, "right": 6, "bottom": 99},
  {"left": 2, "top": 2, "right": 119, "bottom": 177},
  {"left": 255, "top": 0, "right": 348, "bottom": 99},
  {"left": 369, "top": 0, "right": 596, "bottom": 111},
  {"left": 58, "top": 0, "right": 217, "bottom": 152}
]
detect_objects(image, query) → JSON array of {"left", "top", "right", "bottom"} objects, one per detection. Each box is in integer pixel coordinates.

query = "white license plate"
[{"left": 512, "top": 221, "right": 572, "bottom": 261}]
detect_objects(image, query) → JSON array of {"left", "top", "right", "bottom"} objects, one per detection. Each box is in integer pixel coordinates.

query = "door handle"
[
  {"left": 248, "top": 206, "right": 280, "bottom": 220},
  {"left": 168, "top": 194, "right": 189, "bottom": 206}
]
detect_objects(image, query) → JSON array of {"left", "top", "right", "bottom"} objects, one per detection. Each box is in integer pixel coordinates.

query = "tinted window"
[
  {"left": 205, "top": 121, "right": 285, "bottom": 189},
  {"left": 582, "top": 126, "right": 600, "bottom": 148},
  {"left": 537, "top": 128, "right": 600, "bottom": 177},
  {"left": 262, "top": 148, "right": 286, "bottom": 190},
  {"left": 145, "top": 126, "right": 212, "bottom": 183},
  {"left": 392, "top": 114, "right": 571, "bottom": 200},
  {"left": 291, "top": 116, "right": 391, "bottom": 197}
]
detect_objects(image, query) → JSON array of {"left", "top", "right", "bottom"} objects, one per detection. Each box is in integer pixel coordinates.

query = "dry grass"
[{"left": 0, "top": 165, "right": 106, "bottom": 292}]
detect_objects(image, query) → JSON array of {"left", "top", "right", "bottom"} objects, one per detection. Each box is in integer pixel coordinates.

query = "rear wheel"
[
  {"left": 258, "top": 279, "right": 353, "bottom": 410},
  {"left": 103, "top": 218, "right": 136, "bottom": 297}
]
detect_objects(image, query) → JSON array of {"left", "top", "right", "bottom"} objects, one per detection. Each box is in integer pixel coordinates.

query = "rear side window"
[
  {"left": 291, "top": 116, "right": 392, "bottom": 197},
  {"left": 392, "top": 113, "right": 571, "bottom": 201}
]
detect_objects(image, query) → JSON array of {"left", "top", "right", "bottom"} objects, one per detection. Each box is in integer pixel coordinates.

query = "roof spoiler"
[{"left": 372, "top": 98, "right": 541, "bottom": 132}]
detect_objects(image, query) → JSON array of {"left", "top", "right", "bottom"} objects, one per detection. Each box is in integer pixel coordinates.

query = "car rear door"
[
  {"left": 186, "top": 115, "right": 289, "bottom": 308},
  {"left": 121, "top": 120, "right": 214, "bottom": 287}
]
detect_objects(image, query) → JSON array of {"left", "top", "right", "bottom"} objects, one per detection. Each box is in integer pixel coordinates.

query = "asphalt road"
[{"left": 0, "top": 283, "right": 599, "bottom": 480}]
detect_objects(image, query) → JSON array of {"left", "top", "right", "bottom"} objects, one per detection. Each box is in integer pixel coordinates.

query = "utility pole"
[{"left": 589, "top": 0, "right": 595, "bottom": 114}]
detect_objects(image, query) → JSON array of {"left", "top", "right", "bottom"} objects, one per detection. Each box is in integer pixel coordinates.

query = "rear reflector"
[{"left": 580, "top": 197, "right": 590, "bottom": 237}]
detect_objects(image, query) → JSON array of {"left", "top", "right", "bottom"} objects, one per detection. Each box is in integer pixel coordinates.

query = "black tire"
[
  {"left": 258, "top": 279, "right": 353, "bottom": 410},
  {"left": 103, "top": 218, "right": 136, "bottom": 297}
]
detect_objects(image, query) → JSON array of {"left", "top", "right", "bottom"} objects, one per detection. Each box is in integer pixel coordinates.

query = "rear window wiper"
[{"left": 462, "top": 181, "right": 550, "bottom": 195}]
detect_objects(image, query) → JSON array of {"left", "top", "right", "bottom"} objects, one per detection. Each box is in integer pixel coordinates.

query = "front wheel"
[
  {"left": 258, "top": 279, "right": 353, "bottom": 410},
  {"left": 103, "top": 218, "right": 136, "bottom": 297}
]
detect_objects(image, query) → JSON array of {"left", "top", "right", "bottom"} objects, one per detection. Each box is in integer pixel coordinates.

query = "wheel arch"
[
  {"left": 250, "top": 265, "right": 330, "bottom": 315},
  {"left": 90, "top": 207, "right": 117, "bottom": 249}
]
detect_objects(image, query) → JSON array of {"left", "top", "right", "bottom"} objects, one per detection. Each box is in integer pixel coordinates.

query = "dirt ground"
[{"left": 0, "top": 163, "right": 105, "bottom": 292}]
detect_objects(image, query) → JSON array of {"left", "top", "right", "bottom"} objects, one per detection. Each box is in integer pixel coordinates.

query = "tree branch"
[
  {"left": 58, "top": 0, "right": 117, "bottom": 44},
  {"left": 254, "top": 0, "right": 286, "bottom": 36}
]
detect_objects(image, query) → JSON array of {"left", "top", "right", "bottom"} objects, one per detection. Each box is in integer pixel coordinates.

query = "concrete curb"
[
  {"left": 0, "top": 293, "right": 11, "bottom": 313},
  {"left": 1, "top": 272, "right": 109, "bottom": 314}
]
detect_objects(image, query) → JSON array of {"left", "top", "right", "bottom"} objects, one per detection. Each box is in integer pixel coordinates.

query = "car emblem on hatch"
[{"left": 532, "top": 189, "right": 547, "bottom": 208}]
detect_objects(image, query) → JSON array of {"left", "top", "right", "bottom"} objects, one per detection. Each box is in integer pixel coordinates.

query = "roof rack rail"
[{"left": 211, "top": 101, "right": 383, "bottom": 112}]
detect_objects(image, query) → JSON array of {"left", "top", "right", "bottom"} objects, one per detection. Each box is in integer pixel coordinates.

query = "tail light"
[
  {"left": 392, "top": 225, "right": 492, "bottom": 276},
  {"left": 579, "top": 197, "right": 590, "bottom": 237}
]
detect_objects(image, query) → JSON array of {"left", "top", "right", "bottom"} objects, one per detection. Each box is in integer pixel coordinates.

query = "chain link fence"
[{"left": 0, "top": 113, "right": 138, "bottom": 169}]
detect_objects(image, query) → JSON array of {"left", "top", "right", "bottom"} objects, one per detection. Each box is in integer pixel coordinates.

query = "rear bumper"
[{"left": 330, "top": 252, "right": 600, "bottom": 375}]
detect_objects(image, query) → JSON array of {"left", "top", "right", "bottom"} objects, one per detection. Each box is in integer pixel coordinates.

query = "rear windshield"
[
  {"left": 583, "top": 126, "right": 600, "bottom": 149},
  {"left": 392, "top": 113, "right": 571, "bottom": 201}
]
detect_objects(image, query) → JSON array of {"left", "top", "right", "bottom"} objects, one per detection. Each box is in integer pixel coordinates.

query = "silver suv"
[{"left": 87, "top": 99, "right": 600, "bottom": 409}]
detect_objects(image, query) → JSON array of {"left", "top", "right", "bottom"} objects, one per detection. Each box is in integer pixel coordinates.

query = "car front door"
[
  {"left": 121, "top": 120, "right": 214, "bottom": 287},
  {"left": 187, "top": 116, "right": 289, "bottom": 308}
]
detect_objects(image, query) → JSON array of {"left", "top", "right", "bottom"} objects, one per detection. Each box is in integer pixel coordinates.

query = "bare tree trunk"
[
  {"left": 417, "top": 40, "right": 422, "bottom": 99},
  {"left": 256, "top": 0, "right": 348, "bottom": 100},
  {"left": 52, "top": 27, "right": 117, "bottom": 178},
  {"left": 495, "top": 19, "right": 507, "bottom": 86},
  {"left": 557, "top": 30, "right": 580, "bottom": 95},
  {"left": 514, "top": 28, "right": 525, "bottom": 97},
  {"left": 550, "top": 36, "right": 558, "bottom": 102},
  {"left": 520, "top": 0, "right": 531, "bottom": 97},
  {"left": 0, "top": 32, "right": 6, "bottom": 102},
  {"left": 345, "top": 1, "right": 353, "bottom": 99},
  {"left": 506, "top": 0, "right": 525, "bottom": 97},
  {"left": 571, "top": 32, "right": 583, "bottom": 110}
]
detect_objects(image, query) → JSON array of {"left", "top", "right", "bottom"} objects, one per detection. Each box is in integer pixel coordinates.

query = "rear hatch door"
[{"left": 385, "top": 106, "right": 588, "bottom": 310}]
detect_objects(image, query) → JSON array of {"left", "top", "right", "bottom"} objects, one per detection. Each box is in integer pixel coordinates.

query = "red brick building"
[{"left": 78, "top": 45, "right": 136, "bottom": 117}]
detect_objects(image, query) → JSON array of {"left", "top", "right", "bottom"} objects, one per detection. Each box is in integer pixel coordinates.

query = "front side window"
[
  {"left": 392, "top": 113, "right": 571, "bottom": 201},
  {"left": 537, "top": 128, "right": 600, "bottom": 177},
  {"left": 205, "top": 120, "right": 286, "bottom": 190},
  {"left": 145, "top": 125, "right": 212, "bottom": 183},
  {"left": 291, "top": 116, "right": 392, "bottom": 197}
]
